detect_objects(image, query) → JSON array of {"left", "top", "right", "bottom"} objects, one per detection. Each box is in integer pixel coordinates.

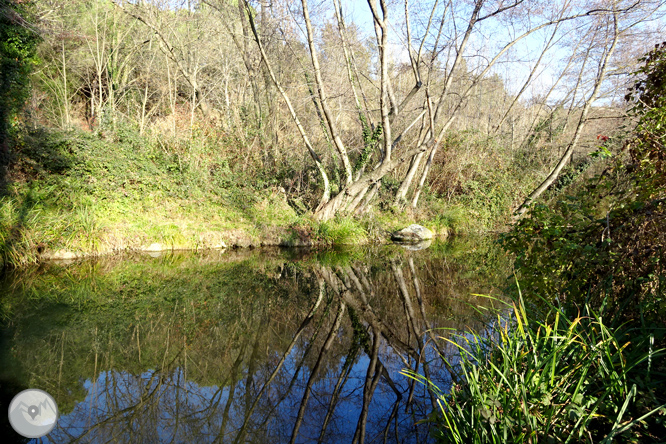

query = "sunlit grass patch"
[
  {"left": 0, "top": 129, "right": 308, "bottom": 266},
  {"left": 430, "top": 205, "right": 472, "bottom": 234},
  {"left": 317, "top": 217, "right": 368, "bottom": 246}
]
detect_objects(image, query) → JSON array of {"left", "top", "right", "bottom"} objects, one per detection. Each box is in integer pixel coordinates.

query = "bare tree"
[
  {"left": 514, "top": 0, "right": 662, "bottom": 217},
  {"left": 232, "top": 0, "right": 650, "bottom": 220},
  {"left": 113, "top": 0, "right": 218, "bottom": 120}
]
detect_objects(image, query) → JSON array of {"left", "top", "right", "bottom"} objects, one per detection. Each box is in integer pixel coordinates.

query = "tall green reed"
[{"left": 404, "top": 294, "right": 666, "bottom": 443}]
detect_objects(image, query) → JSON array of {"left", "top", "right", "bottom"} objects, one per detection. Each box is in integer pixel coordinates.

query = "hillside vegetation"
[{"left": 2, "top": 0, "right": 654, "bottom": 265}]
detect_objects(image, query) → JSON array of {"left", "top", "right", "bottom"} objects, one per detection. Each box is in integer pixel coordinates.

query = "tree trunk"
[
  {"left": 514, "top": 11, "right": 620, "bottom": 218},
  {"left": 394, "top": 151, "right": 424, "bottom": 207}
]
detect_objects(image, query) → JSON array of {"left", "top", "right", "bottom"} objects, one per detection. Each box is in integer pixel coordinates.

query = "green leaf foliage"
[{"left": 0, "top": 0, "right": 40, "bottom": 169}]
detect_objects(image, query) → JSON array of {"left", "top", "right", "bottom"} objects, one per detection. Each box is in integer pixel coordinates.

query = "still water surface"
[{"left": 0, "top": 240, "right": 506, "bottom": 443}]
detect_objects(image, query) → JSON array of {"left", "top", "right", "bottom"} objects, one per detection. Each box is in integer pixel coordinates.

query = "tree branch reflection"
[{"left": 1, "top": 247, "right": 503, "bottom": 443}]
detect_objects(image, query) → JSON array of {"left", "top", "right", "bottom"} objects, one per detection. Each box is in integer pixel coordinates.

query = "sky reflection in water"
[{"left": 0, "top": 244, "right": 504, "bottom": 443}]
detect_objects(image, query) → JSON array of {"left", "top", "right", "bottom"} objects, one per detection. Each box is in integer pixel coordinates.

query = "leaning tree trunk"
[
  {"left": 514, "top": 11, "right": 619, "bottom": 218},
  {"left": 314, "top": 136, "right": 441, "bottom": 221}
]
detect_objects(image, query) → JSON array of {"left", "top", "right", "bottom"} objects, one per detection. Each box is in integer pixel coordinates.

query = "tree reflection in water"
[{"left": 0, "top": 245, "right": 504, "bottom": 443}]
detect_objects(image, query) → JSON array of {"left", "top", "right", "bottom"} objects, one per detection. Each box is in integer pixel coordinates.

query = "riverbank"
[
  {"left": 0, "top": 184, "right": 451, "bottom": 267},
  {"left": 0, "top": 129, "right": 458, "bottom": 268},
  {"left": 31, "top": 220, "right": 450, "bottom": 263}
]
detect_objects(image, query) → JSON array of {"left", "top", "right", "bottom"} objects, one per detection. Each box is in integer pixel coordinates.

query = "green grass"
[
  {"left": 405, "top": 294, "right": 666, "bottom": 443},
  {"left": 2, "top": 128, "right": 465, "bottom": 267},
  {"left": 428, "top": 205, "right": 471, "bottom": 235},
  {"left": 0, "top": 128, "right": 303, "bottom": 266},
  {"left": 316, "top": 217, "right": 368, "bottom": 245},
  {"left": 0, "top": 125, "right": 505, "bottom": 268}
]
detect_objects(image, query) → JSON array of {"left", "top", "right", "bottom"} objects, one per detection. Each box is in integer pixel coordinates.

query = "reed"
[{"left": 405, "top": 294, "right": 666, "bottom": 443}]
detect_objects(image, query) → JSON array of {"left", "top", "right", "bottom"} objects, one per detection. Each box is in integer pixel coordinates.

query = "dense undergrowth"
[
  {"left": 0, "top": 120, "right": 550, "bottom": 267},
  {"left": 0, "top": 0, "right": 607, "bottom": 268},
  {"left": 411, "top": 44, "right": 666, "bottom": 442}
]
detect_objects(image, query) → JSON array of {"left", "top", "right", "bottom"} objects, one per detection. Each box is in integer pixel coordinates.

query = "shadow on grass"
[
  {"left": 1, "top": 128, "right": 78, "bottom": 268},
  {"left": 0, "top": 185, "right": 39, "bottom": 268}
]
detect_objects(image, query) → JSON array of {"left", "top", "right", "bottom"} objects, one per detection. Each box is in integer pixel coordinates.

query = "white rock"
[
  {"left": 391, "top": 224, "right": 434, "bottom": 242},
  {"left": 51, "top": 250, "right": 79, "bottom": 260},
  {"left": 144, "top": 243, "right": 164, "bottom": 252}
]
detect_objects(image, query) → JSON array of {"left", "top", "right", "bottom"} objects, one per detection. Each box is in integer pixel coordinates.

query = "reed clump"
[{"left": 405, "top": 296, "right": 665, "bottom": 443}]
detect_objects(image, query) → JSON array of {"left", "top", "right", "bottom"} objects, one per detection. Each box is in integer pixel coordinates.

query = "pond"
[{"left": 0, "top": 239, "right": 508, "bottom": 443}]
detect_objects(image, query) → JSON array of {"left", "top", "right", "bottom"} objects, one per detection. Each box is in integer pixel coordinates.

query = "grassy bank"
[
  {"left": 0, "top": 128, "right": 288, "bottom": 266},
  {"left": 0, "top": 128, "right": 464, "bottom": 267}
]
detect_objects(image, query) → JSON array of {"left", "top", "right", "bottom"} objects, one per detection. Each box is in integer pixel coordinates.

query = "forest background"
[{"left": 1, "top": 0, "right": 664, "bottom": 265}]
